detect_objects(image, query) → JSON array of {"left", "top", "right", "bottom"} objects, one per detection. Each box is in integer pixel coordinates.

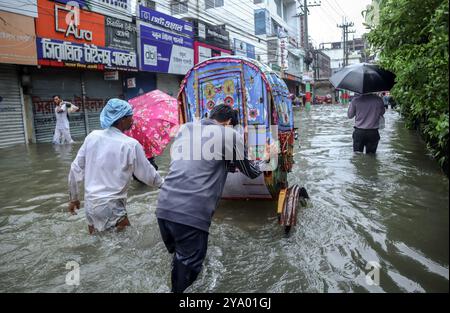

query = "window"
[
  {"left": 139, "top": 0, "right": 156, "bottom": 9},
  {"left": 171, "top": 1, "right": 188, "bottom": 14},
  {"left": 282, "top": 2, "right": 287, "bottom": 22},
  {"left": 271, "top": 18, "right": 283, "bottom": 37},
  {"left": 254, "top": 9, "right": 269, "bottom": 35},
  {"left": 275, "top": 0, "right": 282, "bottom": 17},
  {"left": 205, "top": 0, "right": 224, "bottom": 9},
  {"left": 254, "top": 0, "right": 264, "bottom": 3}
]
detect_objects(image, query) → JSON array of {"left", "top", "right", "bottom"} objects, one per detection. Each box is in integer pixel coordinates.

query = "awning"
[{"left": 281, "top": 72, "right": 302, "bottom": 83}]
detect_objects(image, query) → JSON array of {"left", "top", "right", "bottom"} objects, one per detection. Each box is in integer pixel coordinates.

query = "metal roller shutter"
[
  {"left": 0, "top": 65, "right": 26, "bottom": 148},
  {"left": 31, "top": 68, "right": 85, "bottom": 143},
  {"left": 83, "top": 71, "right": 123, "bottom": 132},
  {"left": 156, "top": 73, "right": 182, "bottom": 98}
]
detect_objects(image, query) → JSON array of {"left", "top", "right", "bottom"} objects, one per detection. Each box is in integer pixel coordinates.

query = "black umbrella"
[{"left": 329, "top": 63, "right": 395, "bottom": 94}]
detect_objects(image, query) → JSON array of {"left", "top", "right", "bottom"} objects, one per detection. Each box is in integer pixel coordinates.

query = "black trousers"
[
  {"left": 352, "top": 128, "right": 380, "bottom": 154},
  {"left": 157, "top": 218, "right": 209, "bottom": 293}
]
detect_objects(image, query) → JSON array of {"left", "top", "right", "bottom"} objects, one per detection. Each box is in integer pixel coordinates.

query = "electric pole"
[
  {"left": 297, "top": 0, "right": 321, "bottom": 70},
  {"left": 337, "top": 18, "right": 356, "bottom": 67},
  {"left": 294, "top": 1, "right": 321, "bottom": 111}
]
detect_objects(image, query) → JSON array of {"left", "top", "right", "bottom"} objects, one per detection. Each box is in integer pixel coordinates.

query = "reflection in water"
[
  {"left": 350, "top": 153, "right": 382, "bottom": 180},
  {"left": 0, "top": 105, "right": 448, "bottom": 292},
  {"left": 52, "top": 144, "right": 73, "bottom": 161}
]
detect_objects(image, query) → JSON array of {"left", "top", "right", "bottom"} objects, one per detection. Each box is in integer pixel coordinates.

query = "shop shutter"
[
  {"left": 83, "top": 71, "right": 123, "bottom": 132},
  {"left": 0, "top": 65, "right": 26, "bottom": 148},
  {"left": 31, "top": 68, "right": 85, "bottom": 143},
  {"left": 156, "top": 73, "right": 182, "bottom": 98}
]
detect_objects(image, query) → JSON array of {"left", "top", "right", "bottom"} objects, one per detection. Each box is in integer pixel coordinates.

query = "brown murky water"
[{"left": 0, "top": 105, "right": 448, "bottom": 292}]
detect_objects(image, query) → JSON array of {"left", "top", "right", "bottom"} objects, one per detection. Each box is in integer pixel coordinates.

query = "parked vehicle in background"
[
  {"left": 314, "top": 95, "right": 325, "bottom": 104},
  {"left": 314, "top": 95, "right": 332, "bottom": 104}
]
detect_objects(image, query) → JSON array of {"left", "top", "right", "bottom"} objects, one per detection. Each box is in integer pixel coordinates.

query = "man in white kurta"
[
  {"left": 68, "top": 98, "right": 163, "bottom": 233},
  {"left": 53, "top": 95, "right": 78, "bottom": 144}
]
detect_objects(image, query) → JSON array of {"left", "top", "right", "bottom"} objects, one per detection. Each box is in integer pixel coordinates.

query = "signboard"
[
  {"left": 198, "top": 23, "right": 206, "bottom": 39},
  {"left": 36, "top": 37, "right": 137, "bottom": 71},
  {"left": 53, "top": 0, "right": 132, "bottom": 21},
  {"left": 127, "top": 77, "right": 136, "bottom": 88},
  {"left": 271, "top": 63, "right": 281, "bottom": 71},
  {"left": 35, "top": 0, "right": 137, "bottom": 70},
  {"left": 280, "top": 37, "right": 288, "bottom": 70},
  {"left": 192, "top": 20, "right": 230, "bottom": 51},
  {"left": 282, "top": 72, "right": 302, "bottom": 83},
  {"left": 105, "top": 16, "right": 137, "bottom": 51},
  {"left": 139, "top": 24, "right": 193, "bottom": 74},
  {"left": 0, "top": 0, "right": 38, "bottom": 17},
  {"left": 233, "top": 38, "right": 256, "bottom": 59},
  {"left": 289, "top": 36, "right": 298, "bottom": 48},
  {"left": 36, "top": 0, "right": 105, "bottom": 46},
  {"left": 0, "top": 11, "right": 37, "bottom": 65},
  {"left": 137, "top": 7, "right": 194, "bottom": 75},
  {"left": 138, "top": 5, "right": 193, "bottom": 37},
  {"left": 194, "top": 41, "right": 231, "bottom": 64},
  {"left": 104, "top": 70, "right": 119, "bottom": 80}
]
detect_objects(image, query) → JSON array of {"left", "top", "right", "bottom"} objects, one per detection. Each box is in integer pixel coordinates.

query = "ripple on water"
[{"left": 0, "top": 106, "right": 448, "bottom": 292}]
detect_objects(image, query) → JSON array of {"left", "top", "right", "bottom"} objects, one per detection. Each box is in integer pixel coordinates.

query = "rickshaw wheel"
[
  {"left": 284, "top": 225, "right": 292, "bottom": 235},
  {"left": 278, "top": 185, "right": 310, "bottom": 235}
]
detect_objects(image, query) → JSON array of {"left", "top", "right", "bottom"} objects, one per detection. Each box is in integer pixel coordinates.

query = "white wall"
[
  {"left": 266, "top": 0, "right": 298, "bottom": 38},
  {"left": 0, "top": 0, "right": 37, "bottom": 17},
  {"left": 321, "top": 48, "right": 344, "bottom": 69},
  {"left": 322, "top": 48, "right": 361, "bottom": 70},
  {"left": 348, "top": 52, "right": 361, "bottom": 65},
  {"left": 285, "top": 2, "right": 300, "bottom": 43}
]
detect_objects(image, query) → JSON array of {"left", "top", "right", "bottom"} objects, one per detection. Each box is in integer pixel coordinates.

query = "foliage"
[{"left": 367, "top": 0, "right": 449, "bottom": 175}]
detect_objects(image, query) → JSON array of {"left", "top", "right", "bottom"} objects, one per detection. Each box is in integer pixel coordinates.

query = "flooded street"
[{"left": 0, "top": 104, "right": 448, "bottom": 292}]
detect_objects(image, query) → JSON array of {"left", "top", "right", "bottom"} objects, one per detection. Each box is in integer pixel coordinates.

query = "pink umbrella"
[{"left": 125, "top": 90, "right": 179, "bottom": 158}]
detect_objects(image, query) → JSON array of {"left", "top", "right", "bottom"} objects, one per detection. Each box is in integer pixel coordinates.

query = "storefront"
[
  {"left": 194, "top": 41, "right": 232, "bottom": 64},
  {"left": 156, "top": 73, "right": 182, "bottom": 97},
  {"left": 122, "top": 71, "right": 156, "bottom": 100},
  {"left": 30, "top": 68, "right": 126, "bottom": 142},
  {"left": 137, "top": 5, "right": 194, "bottom": 98},
  {"left": 31, "top": 0, "right": 137, "bottom": 142},
  {"left": 189, "top": 19, "right": 232, "bottom": 65},
  {"left": 282, "top": 73, "right": 302, "bottom": 96},
  {"left": 0, "top": 7, "right": 38, "bottom": 148},
  {"left": 0, "top": 65, "right": 27, "bottom": 148}
]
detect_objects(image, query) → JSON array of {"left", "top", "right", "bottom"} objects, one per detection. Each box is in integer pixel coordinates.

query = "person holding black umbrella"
[
  {"left": 347, "top": 93, "right": 385, "bottom": 154},
  {"left": 329, "top": 63, "right": 395, "bottom": 154}
]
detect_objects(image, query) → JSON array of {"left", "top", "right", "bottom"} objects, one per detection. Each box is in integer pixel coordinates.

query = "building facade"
[
  {"left": 319, "top": 39, "right": 364, "bottom": 75},
  {"left": 313, "top": 50, "right": 331, "bottom": 80},
  {"left": 0, "top": 0, "right": 38, "bottom": 147},
  {"left": 167, "top": 0, "right": 305, "bottom": 95},
  {"left": 0, "top": 0, "right": 310, "bottom": 148},
  {"left": 30, "top": 0, "right": 137, "bottom": 142}
]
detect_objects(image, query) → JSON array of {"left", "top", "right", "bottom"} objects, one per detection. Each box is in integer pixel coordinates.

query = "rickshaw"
[{"left": 177, "top": 56, "right": 308, "bottom": 234}]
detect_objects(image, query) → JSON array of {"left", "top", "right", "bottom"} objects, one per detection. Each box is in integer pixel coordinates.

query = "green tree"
[{"left": 367, "top": 0, "right": 449, "bottom": 175}]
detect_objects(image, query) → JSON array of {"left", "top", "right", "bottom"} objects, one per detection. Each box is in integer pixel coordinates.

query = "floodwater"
[{"left": 0, "top": 105, "right": 448, "bottom": 292}]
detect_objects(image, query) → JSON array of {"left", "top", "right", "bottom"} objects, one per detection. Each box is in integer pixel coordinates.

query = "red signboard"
[
  {"left": 35, "top": 0, "right": 105, "bottom": 46},
  {"left": 194, "top": 41, "right": 231, "bottom": 65}
]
